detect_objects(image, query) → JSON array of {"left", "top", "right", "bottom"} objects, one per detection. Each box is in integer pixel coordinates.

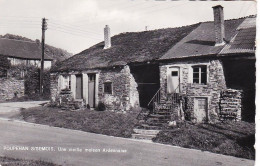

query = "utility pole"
[{"left": 40, "top": 18, "right": 47, "bottom": 95}]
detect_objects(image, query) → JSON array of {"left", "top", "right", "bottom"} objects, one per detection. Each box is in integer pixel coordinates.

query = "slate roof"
[
  {"left": 52, "top": 24, "right": 199, "bottom": 72},
  {"left": 160, "top": 17, "right": 246, "bottom": 60},
  {"left": 219, "top": 17, "right": 256, "bottom": 55},
  {"left": 53, "top": 16, "right": 256, "bottom": 72},
  {"left": 0, "top": 38, "right": 53, "bottom": 60}
]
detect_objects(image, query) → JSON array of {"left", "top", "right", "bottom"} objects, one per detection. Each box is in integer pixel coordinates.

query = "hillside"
[{"left": 0, "top": 34, "right": 72, "bottom": 62}]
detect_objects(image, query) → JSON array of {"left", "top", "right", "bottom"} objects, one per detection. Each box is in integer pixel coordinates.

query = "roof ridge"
[
  {"left": 115, "top": 23, "right": 201, "bottom": 37},
  {"left": 201, "top": 15, "right": 256, "bottom": 24}
]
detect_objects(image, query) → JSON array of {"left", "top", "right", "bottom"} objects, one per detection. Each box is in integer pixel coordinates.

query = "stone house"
[
  {"left": 157, "top": 6, "right": 255, "bottom": 122},
  {"left": 51, "top": 6, "right": 255, "bottom": 122},
  {"left": 50, "top": 24, "right": 199, "bottom": 111}
]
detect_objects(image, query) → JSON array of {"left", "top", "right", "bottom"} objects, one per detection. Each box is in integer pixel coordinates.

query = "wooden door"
[
  {"left": 167, "top": 67, "right": 180, "bottom": 93},
  {"left": 76, "top": 75, "right": 83, "bottom": 99},
  {"left": 88, "top": 74, "right": 96, "bottom": 108},
  {"left": 194, "top": 98, "right": 208, "bottom": 122}
]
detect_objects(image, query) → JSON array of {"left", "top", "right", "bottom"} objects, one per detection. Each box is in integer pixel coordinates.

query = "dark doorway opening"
[{"left": 129, "top": 63, "right": 160, "bottom": 108}]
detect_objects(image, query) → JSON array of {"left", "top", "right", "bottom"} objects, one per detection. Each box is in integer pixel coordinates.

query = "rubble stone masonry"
[
  {"left": 0, "top": 77, "right": 24, "bottom": 101},
  {"left": 160, "top": 59, "right": 233, "bottom": 122},
  {"left": 50, "top": 65, "right": 140, "bottom": 112},
  {"left": 98, "top": 65, "right": 139, "bottom": 112}
]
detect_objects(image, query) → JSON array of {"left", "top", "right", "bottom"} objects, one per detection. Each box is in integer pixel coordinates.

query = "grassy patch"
[
  {"left": 0, "top": 156, "right": 59, "bottom": 166},
  {"left": 21, "top": 106, "right": 139, "bottom": 138},
  {"left": 152, "top": 121, "right": 255, "bottom": 159}
]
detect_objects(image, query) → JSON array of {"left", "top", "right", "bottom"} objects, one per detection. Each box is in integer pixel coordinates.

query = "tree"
[
  {"left": 0, "top": 55, "right": 10, "bottom": 68},
  {"left": 0, "top": 56, "right": 11, "bottom": 77}
]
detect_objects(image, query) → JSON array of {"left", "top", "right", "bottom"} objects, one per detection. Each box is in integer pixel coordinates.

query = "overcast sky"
[{"left": 0, "top": 0, "right": 256, "bottom": 54}]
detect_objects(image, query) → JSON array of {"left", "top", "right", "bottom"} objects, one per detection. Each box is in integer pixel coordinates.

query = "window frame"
[
  {"left": 103, "top": 82, "right": 113, "bottom": 94},
  {"left": 63, "top": 75, "right": 71, "bottom": 90},
  {"left": 192, "top": 65, "right": 207, "bottom": 85}
]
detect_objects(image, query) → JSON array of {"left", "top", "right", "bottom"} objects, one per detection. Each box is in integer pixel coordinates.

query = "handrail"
[{"left": 147, "top": 86, "right": 163, "bottom": 107}]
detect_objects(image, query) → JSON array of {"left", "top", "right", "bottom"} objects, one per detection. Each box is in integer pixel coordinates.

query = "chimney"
[
  {"left": 104, "top": 25, "right": 111, "bottom": 49},
  {"left": 212, "top": 5, "right": 225, "bottom": 46}
]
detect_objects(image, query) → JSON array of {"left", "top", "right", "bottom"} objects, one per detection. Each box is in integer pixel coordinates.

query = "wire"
[
  {"left": 48, "top": 25, "right": 103, "bottom": 39},
  {"left": 48, "top": 21, "right": 102, "bottom": 36},
  {"left": 48, "top": 27, "right": 102, "bottom": 40}
]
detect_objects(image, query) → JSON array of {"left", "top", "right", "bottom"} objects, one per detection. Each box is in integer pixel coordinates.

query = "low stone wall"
[
  {"left": 219, "top": 89, "right": 242, "bottom": 121},
  {"left": 0, "top": 77, "right": 24, "bottom": 101}
]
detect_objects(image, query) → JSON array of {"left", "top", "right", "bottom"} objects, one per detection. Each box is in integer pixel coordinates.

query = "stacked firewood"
[{"left": 219, "top": 89, "right": 242, "bottom": 121}]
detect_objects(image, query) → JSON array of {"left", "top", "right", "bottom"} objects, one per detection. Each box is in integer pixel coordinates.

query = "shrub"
[{"left": 96, "top": 102, "right": 106, "bottom": 111}]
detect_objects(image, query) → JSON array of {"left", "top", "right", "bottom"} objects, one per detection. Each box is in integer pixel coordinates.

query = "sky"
[{"left": 0, "top": 0, "right": 257, "bottom": 54}]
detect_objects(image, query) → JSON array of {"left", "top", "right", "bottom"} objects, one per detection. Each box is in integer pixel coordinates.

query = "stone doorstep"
[
  {"left": 133, "top": 128, "right": 160, "bottom": 135},
  {"left": 131, "top": 133, "right": 157, "bottom": 140}
]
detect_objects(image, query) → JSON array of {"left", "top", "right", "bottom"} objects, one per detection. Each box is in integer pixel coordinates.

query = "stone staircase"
[
  {"left": 132, "top": 90, "right": 183, "bottom": 140},
  {"left": 132, "top": 128, "right": 160, "bottom": 140},
  {"left": 132, "top": 103, "right": 179, "bottom": 140}
]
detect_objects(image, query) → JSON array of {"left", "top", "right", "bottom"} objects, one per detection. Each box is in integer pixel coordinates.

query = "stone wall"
[
  {"left": 160, "top": 59, "right": 227, "bottom": 122},
  {"left": 98, "top": 65, "right": 139, "bottom": 112},
  {"left": 0, "top": 77, "right": 24, "bottom": 101}
]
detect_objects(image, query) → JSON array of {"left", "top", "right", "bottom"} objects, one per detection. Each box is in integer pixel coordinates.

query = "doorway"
[
  {"left": 167, "top": 67, "right": 180, "bottom": 93},
  {"left": 194, "top": 98, "right": 208, "bottom": 122},
  {"left": 88, "top": 74, "right": 96, "bottom": 108},
  {"left": 76, "top": 75, "right": 83, "bottom": 99}
]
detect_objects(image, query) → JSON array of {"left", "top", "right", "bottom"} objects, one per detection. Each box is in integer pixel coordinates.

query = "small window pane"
[
  {"left": 193, "top": 67, "right": 199, "bottom": 72},
  {"left": 193, "top": 73, "right": 199, "bottom": 79},
  {"left": 193, "top": 78, "right": 199, "bottom": 83},
  {"left": 171, "top": 71, "right": 178, "bottom": 76},
  {"left": 201, "top": 73, "right": 207, "bottom": 84},
  {"left": 201, "top": 66, "right": 207, "bottom": 73}
]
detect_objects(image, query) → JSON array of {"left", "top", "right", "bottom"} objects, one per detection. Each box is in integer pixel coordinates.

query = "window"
[
  {"left": 171, "top": 71, "right": 178, "bottom": 76},
  {"left": 104, "top": 82, "right": 112, "bottom": 94},
  {"left": 63, "top": 76, "right": 71, "bottom": 90},
  {"left": 192, "top": 65, "right": 207, "bottom": 84}
]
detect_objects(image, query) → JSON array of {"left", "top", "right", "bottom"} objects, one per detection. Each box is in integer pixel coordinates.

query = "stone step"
[
  {"left": 145, "top": 122, "right": 166, "bottom": 127},
  {"left": 139, "top": 124, "right": 163, "bottom": 130},
  {"left": 153, "top": 111, "right": 171, "bottom": 116},
  {"left": 146, "top": 120, "right": 169, "bottom": 124},
  {"left": 131, "top": 134, "right": 156, "bottom": 140},
  {"left": 133, "top": 128, "right": 160, "bottom": 135},
  {"left": 149, "top": 114, "right": 171, "bottom": 119}
]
